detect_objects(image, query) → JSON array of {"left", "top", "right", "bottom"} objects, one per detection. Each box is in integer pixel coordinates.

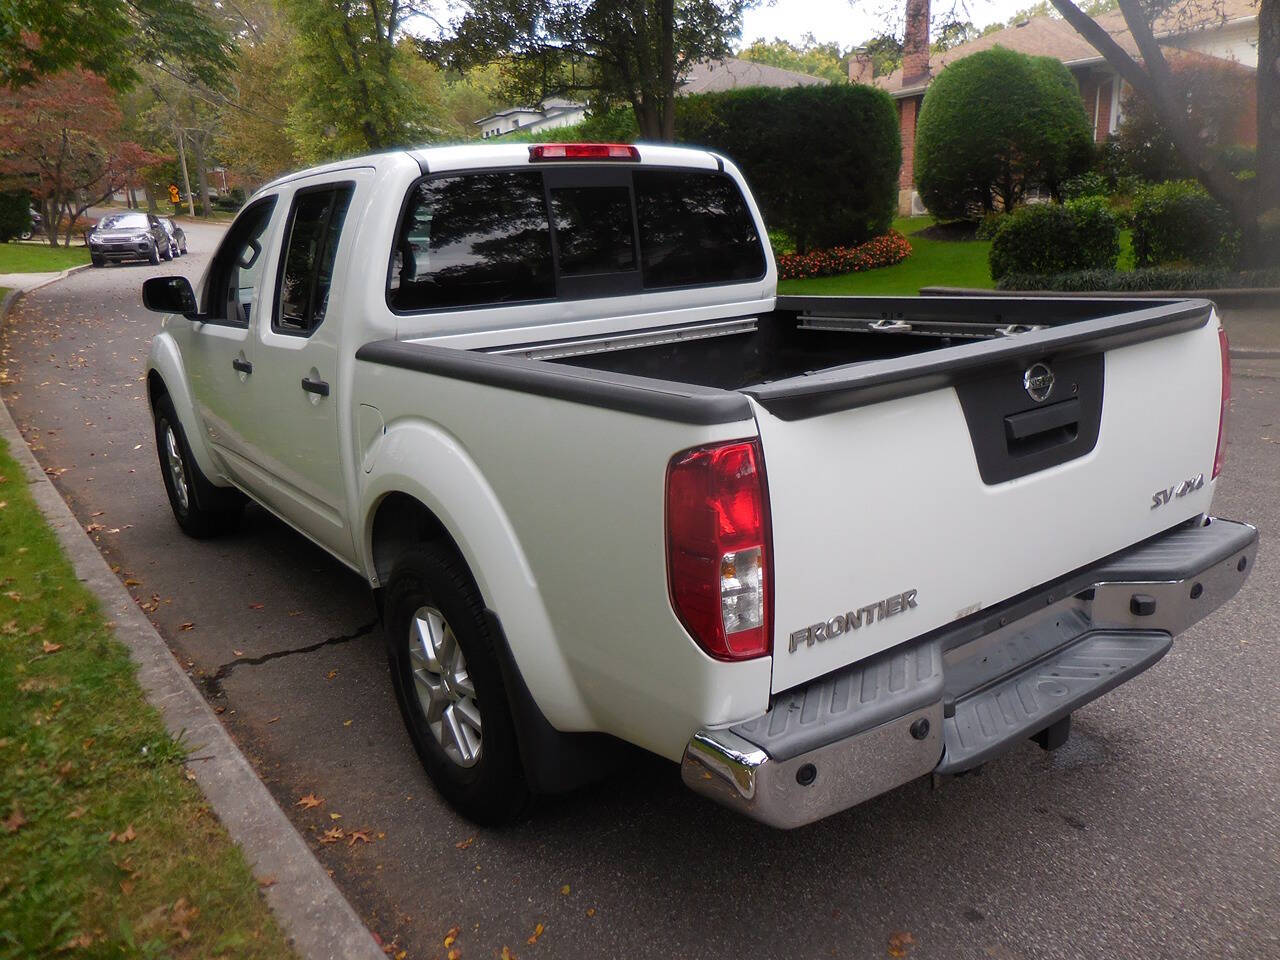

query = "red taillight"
[
  {"left": 1213, "top": 325, "right": 1231, "bottom": 479},
  {"left": 665, "top": 439, "right": 772, "bottom": 660},
  {"left": 528, "top": 143, "right": 639, "bottom": 162}
]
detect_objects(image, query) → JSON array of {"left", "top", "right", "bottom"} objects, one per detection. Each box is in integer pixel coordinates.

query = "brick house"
[{"left": 857, "top": 0, "right": 1261, "bottom": 215}]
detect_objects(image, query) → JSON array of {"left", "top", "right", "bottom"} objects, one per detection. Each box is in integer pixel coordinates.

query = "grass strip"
[
  {"left": 0, "top": 436, "right": 297, "bottom": 960},
  {"left": 0, "top": 244, "right": 90, "bottom": 274}
]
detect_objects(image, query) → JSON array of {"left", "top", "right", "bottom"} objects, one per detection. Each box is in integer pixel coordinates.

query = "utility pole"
[{"left": 174, "top": 122, "right": 196, "bottom": 218}]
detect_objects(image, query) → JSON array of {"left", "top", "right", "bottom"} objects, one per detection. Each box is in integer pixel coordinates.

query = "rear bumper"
[{"left": 681, "top": 516, "right": 1257, "bottom": 829}]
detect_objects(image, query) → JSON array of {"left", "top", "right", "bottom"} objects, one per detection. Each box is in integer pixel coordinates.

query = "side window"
[
  {"left": 387, "top": 172, "right": 553, "bottom": 311},
  {"left": 205, "top": 198, "right": 277, "bottom": 324},
  {"left": 274, "top": 184, "right": 354, "bottom": 335}
]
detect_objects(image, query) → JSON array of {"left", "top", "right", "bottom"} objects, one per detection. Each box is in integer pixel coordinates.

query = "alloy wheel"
[{"left": 409, "top": 606, "right": 482, "bottom": 768}]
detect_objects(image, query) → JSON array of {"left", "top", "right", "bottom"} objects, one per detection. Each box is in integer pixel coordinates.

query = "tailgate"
[{"left": 748, "top": 299, "right": 1224, "bottom": 694}]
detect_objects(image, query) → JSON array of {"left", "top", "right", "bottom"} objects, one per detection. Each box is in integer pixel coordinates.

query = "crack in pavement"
[{"left": 200, "top": 619, "right": 379, "bottom": 698}]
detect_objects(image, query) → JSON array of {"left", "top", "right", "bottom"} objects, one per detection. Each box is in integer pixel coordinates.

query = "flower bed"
[{"left": 776, "top": 230, "right": 912, "bottom": 281}]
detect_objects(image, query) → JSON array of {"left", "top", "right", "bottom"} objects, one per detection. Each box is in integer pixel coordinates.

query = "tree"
[
  {"left": 862, "top": 32, "right": 904, "bottom": 76},
  {"left": 0, "top": 0, "right": 232, "bottom": 90},
  {"left": 280, "top": 0, "right": 440, "bottom": 161},
  {"left": 423, "top": 0, "right": 751, "bottom": 141},
  {"left": 1046, "top": 0, "right": 1277, "bottom": 260},
  {"left": 0, "top": 70, "right": 160, "bottom": 245},
  {"left": 738, "top": 34, "right": 850, "bottom": 82},
  {"left": 914, "top": 47, "right": 1094, "bottom": 218}
]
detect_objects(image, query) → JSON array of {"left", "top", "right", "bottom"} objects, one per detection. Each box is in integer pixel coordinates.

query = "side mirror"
[{"left": 142, "top": 276, "right": 198, "bottom": 316}]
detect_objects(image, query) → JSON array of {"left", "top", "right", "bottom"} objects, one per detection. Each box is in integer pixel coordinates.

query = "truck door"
[
  {"left": 239, "top": 176, "right": 361, "bottom": 564},
  {"left": 183, "top": 196, "right": 278, "bottom": 487}
]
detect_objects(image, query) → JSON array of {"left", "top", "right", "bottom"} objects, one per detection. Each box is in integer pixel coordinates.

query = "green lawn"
[
  {"left": 0, "top": 437, "right": 297, "bottom": 959},
  {"left": 0, "top": 244, "right": 90, "bottom": 274},
  {"left": 779, "top": 216, "right": 994, "bottom": 296}
]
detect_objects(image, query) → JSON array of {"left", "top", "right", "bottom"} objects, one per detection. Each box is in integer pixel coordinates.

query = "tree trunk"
[
  {"left": 632, "top": 99, "right": 663, "bottom": 140},
  {"left": 192, "top": 134, "right": 212, "bottom": 219},
  {"left": 1258, "top": 0, "right": 1279, "bottom": 259},
  {"left": 658, "top": 0, "right": 676, "bottom": 142}
]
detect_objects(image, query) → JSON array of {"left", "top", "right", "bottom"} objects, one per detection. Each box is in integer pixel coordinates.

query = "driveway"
[{"left": 2, "top": 239, "right": 1277, "bottom": 960}]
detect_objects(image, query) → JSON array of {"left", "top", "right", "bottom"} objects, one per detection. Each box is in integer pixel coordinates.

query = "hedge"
[
  {"left": 1131, "top": 179, "right": 1239, "bottom": 268},
  {"left": 996, "top": 266, "right": 1280, "bottom": 291},
  {"left": 915, "top": 47, "right": 1093, "bottom": 219},
  {"left": 776, "top": 231, "right": 911, "bottom": 280},
  {"left": 675, "top": 84, "right": 900, "bottom": 253},
  {"left": 0, "top": 190, "right": 31, "bottom": 243},
  {"left": 988, "top": 199, "right": 1119, "bottom": 280}
]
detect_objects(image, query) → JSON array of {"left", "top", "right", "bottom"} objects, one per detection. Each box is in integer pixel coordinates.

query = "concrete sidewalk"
[
  {"left": 0, "top": 264, "right": 91, "bottom": 292},
  {"left": 1220, "top": 304, "right": 1280, "bottom": 357}
]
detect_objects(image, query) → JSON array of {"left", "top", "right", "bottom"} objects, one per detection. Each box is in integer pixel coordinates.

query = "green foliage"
[
  {"left": 0, "top": 190, "right": 32, "bottom": 243},
  {"left": 988, "top": 199, "right": 1120, "bottom": 280},
  {"left": 424, "top": 0, "right": 748, "bottom": 140},
  {"left": 915, "top": 47, "right": 1093, "bottom": 219},
  {"left": 997, "top": 265, "right": 1280, "bottom": 291},
  {"left": 738, "top": 35, "right": 850, "bottom": 82},
  {"left": 861, "top": 33, "right": 904, "bottom": 78},
  {"left": 523, "top": 107, "right": 640, "bottom": 143},
  {"left": 676, "top": 84, "right": 900, "bottom": 252},
  {"left": 974, "top": 211, "right": 1007, "bottom": 240},
  {"left": 767, "top": 228, "right": 796, "bottom": 256},
  {"left": 1061, "top": 171, "right": 1108, "bottom": 201},
  {"left": 1131, "top": 180, "right": 1240, "bottom": 268},
  {"left": 0, "top": 0, "right": 232, "bottom": 90},
  {"left": 1113, "top": 54, "right": 1257, "bottom": 183}
]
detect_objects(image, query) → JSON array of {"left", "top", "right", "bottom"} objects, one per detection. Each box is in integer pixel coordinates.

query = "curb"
[
  {"left": 920, "top": 285, "right": 1280, "bottom": 309},
  {"left": 19, "top": 262, "right": 94, "bottom": 293},
  {"left": 0, "top": 291, "right": 385, "bottom": 960}
]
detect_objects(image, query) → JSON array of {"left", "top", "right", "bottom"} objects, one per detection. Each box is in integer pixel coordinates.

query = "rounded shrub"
[
  {"left": 1131, "top": 180, "right": 1239, "bottom": 268},
  {"left": 988, "top": 199, "right": 1120, "bottom": 280},
  {"left": 676, "top": 84, "right": 900, "bottom": 253},
  {"left": 915, "top": 47, "right": 1093, "bottom": 220}
]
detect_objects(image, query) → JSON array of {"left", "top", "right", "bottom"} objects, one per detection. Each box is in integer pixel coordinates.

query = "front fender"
[
  {"left": 146, "top": 330, "right": 224, "bottom": 484},
  {"left": 359, "top": 418, "right": 594, "bottom": 732}
]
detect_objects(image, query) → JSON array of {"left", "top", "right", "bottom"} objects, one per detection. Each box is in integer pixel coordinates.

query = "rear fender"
[{"left": 359, "top": 418, "right": 593, "bottom": 731}]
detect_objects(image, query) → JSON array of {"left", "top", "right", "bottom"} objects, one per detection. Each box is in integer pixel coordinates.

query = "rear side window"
[
  {"left": 635, "top": 171, "right": 765, "bottom": 289},
  {"left": 388, "top": 172, "right": 554, "bottom": 311},
  {"left": 275, "top": 184, "right": 354, "bottom": 335}
]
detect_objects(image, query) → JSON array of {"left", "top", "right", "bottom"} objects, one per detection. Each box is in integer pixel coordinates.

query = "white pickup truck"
[{"left": 142, "top": 143, "right": 1255, "bottom": 828}]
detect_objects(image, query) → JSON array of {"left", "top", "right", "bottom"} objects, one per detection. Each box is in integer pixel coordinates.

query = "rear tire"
[
  {"left": 152, "top": 393, "right": 244, "bottom": 539},
  {"left": 384, "top": 544, "right": 530, "bottom": 825},
  {"left": 161, "top": 242, "right": 173, "bottom": 261}
]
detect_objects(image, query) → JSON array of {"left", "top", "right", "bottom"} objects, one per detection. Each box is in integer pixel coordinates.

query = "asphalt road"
[{"left": 3, "top": 228, "right": 1277, "bottom": 960}]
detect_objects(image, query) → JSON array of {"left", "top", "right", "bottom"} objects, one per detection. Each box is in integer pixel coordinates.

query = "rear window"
[
  {"left": 387, "top": 167, "right": 764, "bottom": 312},
  {"left": 635, "top": 171, "right": 765, "bottom": 289},
  {"left": 388, "top": 172, "right": 554, "bottom": 311}
]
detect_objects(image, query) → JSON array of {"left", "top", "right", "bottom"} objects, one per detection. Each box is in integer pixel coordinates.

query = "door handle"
[
  {"left": 301, "top": 376, "right": 330, "bottom": 397},
  {"left": 232, "top": 357, "right": 253, "bottom": 375}
]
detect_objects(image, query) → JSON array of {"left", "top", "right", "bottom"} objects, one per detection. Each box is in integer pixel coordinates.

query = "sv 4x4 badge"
[
  {"left": 789, "top": 589, "right": 918, "bottom": 653},
  {"left": 1151, "top": 473, "right": 1205, "bottom": 510}
]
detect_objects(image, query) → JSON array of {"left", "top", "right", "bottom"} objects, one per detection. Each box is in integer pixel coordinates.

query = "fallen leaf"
[
  {"left": 448, "top": 951, "right": 461, "bottom": 960},
  {"left": 455, "top": 836, "right": 475, "bottom": 850},
  {"left": 119, "top": 879, "right": 135, "bottom": 895},
  {"left": 325, "top": 669, "right": 338, "bottom": 680},
  {"left": 500, "top": 948, "right": 517, "bottom": 960},
  {"left": 3, "top": 806, "right": 25, "bottom": 833},
  {"left": 586, "top": 908, "right": 595, "bottom": 918},
  {"left": 347, "top": 829, "right": 372, "bottom": 846},
  {"left": 527, "top": 923, "right": 544, "bottom": 945},
  {"left": 26, "top": 623, "right": 44, "bottom": 636},
  {"left": 267, "top": 716, "right": 281, "bottom": 724},
  {"left": 170, "top": 897, "right": 199, "bottom": 940},
  {"left": 319, "top": 827, "right": 345, "bottom": 844},
  {"left": 62, "top": 933, "right": 94, "bottom": 950},
  {"left": 124, "top": 578, "right": 141, "bottom": 587},
  {"left": 67, "top": 806, "right": 87, "bottom": 820},
  {"left": 288, "top": 610, "right": 302, "bottom": 617},
  {"left": 329, "top": 812, "right": 342, "bottom": 821},
  {"left": 343, "top": 719, "right": 353, "bottom": 726},
  {"left": 296, "top": 794, "right": 324, "bottom": 810},
  {"left": 888, "top": 930, "right": 916, "bottom": 958},
  {"left": 178, "top": 622, "right": 194, "bottom": 631},
  {"left": 41, "top": 640, "right": 62, "bottom": 654},
  {"left": 443, "top": 926, "right": 460, "bottom": 947},
  {"left": 233, "top": 650, "right": 244, "bottom": 657},
  {"left": 1, "top": 620, "right": 17, "bottom": 635},
  {"left": 395, "top": 952, "right": 406, "bottom": 960},
  {"left": 4, "top": 591, "right": 21, "bottom": 601},
  {"left": 248, "top": 602, "right": 264, "bottom": 609},
  {"left": 109, "top": 824, "right": 136, "bottom": 844},
  {"left": 258, "top": 875, "right": 277, "bottom": 888}
]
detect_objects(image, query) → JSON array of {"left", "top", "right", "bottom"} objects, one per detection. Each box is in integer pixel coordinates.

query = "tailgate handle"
[{"left": 1005, "top": 398, "right": 1080, "bottom": 454}]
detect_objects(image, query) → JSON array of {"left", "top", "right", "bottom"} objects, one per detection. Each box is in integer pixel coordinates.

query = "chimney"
[
  {"left": 848, "top": 52, "right": 874, "bottom": 84},
  {"left": 902, "top": 0, "right": 931, "bottom": 85}
]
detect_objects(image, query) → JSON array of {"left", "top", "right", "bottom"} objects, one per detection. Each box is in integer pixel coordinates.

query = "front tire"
[
  {"left": 384, "top": 545, "right": 530, "bottom": 825},
  {"left": 147, "top": 242, "right": 160, "bottom": 265},
  {"left": 152, "top": 393, "right": 244, "bottom": 539},
  {"left": 91, "top": 254, "right": 104, "bottom": 267}
]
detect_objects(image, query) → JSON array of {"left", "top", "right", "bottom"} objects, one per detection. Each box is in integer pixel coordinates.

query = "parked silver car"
[
  {"left": 158, "top": 217, "right": 187, "bottom": 258},
  {"left": 89, "top": 212, "right": 171, "bottom": 266}
]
